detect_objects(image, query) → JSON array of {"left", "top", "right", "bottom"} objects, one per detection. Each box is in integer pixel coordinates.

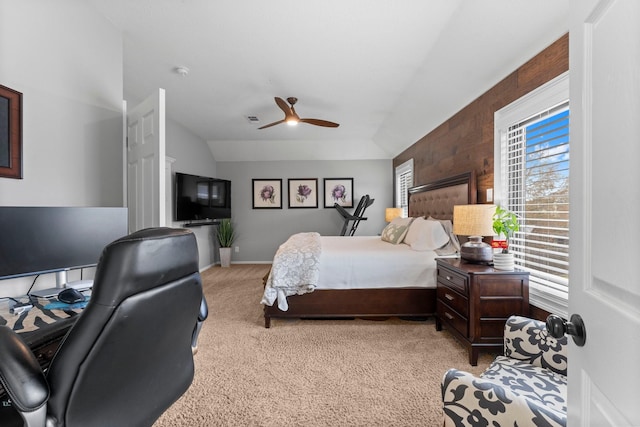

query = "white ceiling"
[{"left": 88, "top": 0, "right": 569, "bottom": 161}]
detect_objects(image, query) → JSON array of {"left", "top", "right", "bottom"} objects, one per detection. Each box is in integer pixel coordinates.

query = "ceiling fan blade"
[
  {"left": 258, "top": 119, "right": 285, "bottom": 129},
  {"left": 299, "top": 118, "right": 340, "bottom": 128},
  {"left": 274, "top": 97, "right": 291, "bottom": 115}
]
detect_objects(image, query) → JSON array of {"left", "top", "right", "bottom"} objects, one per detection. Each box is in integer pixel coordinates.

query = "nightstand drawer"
[
  {"left": 437, "top": 267, "right": 467, "bottom": 294},
  {"left": 437, "top": 302, "right": 468, "bottom": 337},
  {"left": 437, "top": 286, "right": 468, "bottom": 317}
]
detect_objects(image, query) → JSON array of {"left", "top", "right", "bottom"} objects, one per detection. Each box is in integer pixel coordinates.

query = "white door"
[
  {"left": 126, "top": 89, "right": 166, "bottom": 232},
  {"left": 569, "top": 0, "right": 640, "bottom": 425}
]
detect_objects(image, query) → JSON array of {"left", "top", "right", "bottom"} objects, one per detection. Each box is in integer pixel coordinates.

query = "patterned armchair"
[{"left": 442, "top": 315, "right": 568, "bottom": 427}]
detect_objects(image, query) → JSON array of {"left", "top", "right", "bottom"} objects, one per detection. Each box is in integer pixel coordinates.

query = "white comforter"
[
  {"left": 261, "top": 233, "right": 439, "bottom": 311},
  {"left": 261, "top": 232, "right": 321, "bottom": 311},
  {"left": 317, "top": 236, "right": 439, "bottom": 290}
]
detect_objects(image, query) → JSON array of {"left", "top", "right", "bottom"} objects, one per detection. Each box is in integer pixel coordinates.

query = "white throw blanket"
[{"left": 261, "top": 232, "right": 321, "bottom": 311}]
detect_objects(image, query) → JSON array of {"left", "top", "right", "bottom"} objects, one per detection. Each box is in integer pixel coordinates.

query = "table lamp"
[
  {"left": 385, "top": 207, "right": 403, "bottom": 222},
  {"left": 453, "top": 204, "right": 495, "bottom": 263}
]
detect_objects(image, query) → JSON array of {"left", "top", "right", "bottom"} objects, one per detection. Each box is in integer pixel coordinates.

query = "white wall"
[
  {"left": 0, "top": 0, "right": 124, "bottom": 296},
  {"left": 217, "top": 159, "right": 392, "bottom": 263}
]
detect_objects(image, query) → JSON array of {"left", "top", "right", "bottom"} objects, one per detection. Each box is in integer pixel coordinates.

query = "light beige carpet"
[{"left": 154, "top": 265, "right": 493, "bottom": 427}]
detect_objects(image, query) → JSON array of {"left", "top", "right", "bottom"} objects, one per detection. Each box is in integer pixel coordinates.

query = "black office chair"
[
  {"left": 335, "top": 194, "right": 375, "bottom": 236},
  {"left": 0, "top": 227, "right": 208, "bottom": 427}
]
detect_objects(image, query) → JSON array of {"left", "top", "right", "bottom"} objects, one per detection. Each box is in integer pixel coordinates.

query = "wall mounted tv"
[{"left": 175, "top": 172, "right": 231, "bottom": 222}]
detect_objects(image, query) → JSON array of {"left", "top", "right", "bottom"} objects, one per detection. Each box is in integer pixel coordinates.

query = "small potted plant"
[
  {"left": 492, "top": 206, "right": 519, "bottom": 270},
  {"left": 215, "top": 218, "right": 235, "bottom": 268}
]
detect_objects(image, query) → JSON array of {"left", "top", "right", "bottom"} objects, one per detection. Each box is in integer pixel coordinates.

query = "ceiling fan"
[{"left": 258, "top": 97, "right": 340, "bottom": 129}]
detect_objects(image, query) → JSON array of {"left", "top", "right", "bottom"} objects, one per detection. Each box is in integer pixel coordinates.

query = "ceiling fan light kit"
[{"left": 258, "top": 97, "right": 339, "bottom": 129}]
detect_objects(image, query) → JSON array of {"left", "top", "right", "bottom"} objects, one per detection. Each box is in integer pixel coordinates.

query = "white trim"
[
  {"left": 494, "top": 71, "right": 569, "bottom": 205},
  {"left": 494, "top": 72, "right": 570, "bottom": 313},
  {"left": 122, "top": 100, "right": 128, "bottom": 207},
  {"left": 529, "top": 282, "right": 569, "bottom": 319},
  {"left": 395, "top": 158, "right": 413, "bottom": 176},
  {"left": 395, "top": 159, "right": 413, "bottom": 214}
]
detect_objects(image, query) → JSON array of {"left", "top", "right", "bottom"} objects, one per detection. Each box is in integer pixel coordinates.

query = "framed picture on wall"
[
  {"left": 288, "top": 178, "right": 318, "bottom": 209},
  {"left": 252, "top": 179, "right": 282, "bottom": 209},
  {"left": 323, "top": 178, "right": 353, "bottom": 208},
  {"left": 0, "top": 85, "right": 23, "bottom": 179}
]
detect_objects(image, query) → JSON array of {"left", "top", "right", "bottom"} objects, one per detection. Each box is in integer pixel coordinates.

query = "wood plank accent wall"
[{"left": 393, "top": 34, "right": 569, "bottom": 204}]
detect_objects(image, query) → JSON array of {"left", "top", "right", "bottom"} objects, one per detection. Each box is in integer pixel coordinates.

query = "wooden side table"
[{"left": 435, "top": 257, "right": 529, "bottom": 365}]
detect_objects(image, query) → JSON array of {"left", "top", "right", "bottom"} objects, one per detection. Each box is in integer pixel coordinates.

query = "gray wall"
[
  {"left": 0, "top": 1, "right": 124, "bottom": 206},
  {"left": 0, "top": 1, "right": 393, "bottom": 295},
  {"left": 0, "top": 0, "right": 124, "bottom": 296},
  {"left": 217, "top": 159, "right": 392, "bottom": 263},
  {"left": 166, "top": 118, "right": 218, "bottom": 269}
]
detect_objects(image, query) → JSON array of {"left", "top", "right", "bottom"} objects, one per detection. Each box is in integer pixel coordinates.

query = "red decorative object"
[{"left": 491, "top": 240, "right": 508, "bottom": 249}]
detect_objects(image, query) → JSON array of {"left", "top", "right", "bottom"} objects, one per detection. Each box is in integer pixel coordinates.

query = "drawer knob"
[
  {"left": 445, "top": 293, "right": 455, "bottom": 301},
  {"left": 444, "top": 312, "right": 453, "bottom": 320},
  {"left": 446, "top": 275, "right": 452, "bottom": 281}
]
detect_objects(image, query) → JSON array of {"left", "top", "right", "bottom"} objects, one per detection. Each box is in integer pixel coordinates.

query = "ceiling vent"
[{"left": 246, "top": 116, "right": 260, "bottom": 124}]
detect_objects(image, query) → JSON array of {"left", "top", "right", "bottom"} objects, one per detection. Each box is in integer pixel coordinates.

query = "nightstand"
[{"left": 435, "top": 257, "right": 529, "bottom": 366}]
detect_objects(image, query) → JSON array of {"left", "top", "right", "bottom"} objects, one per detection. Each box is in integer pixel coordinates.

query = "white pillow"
[
  {"left": 404, "top": 217, "right": 450, "bottom": 251},
  {"left": 427, "top": 217, "right": 461, "bottom": 255},
  {"left": 380, "top": 217, "right": 413, "bottom": 244}
]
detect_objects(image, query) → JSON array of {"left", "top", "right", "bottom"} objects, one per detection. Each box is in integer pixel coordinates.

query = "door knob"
[{"left": 546, "top": 313, "right": 587, "bottom": 347}]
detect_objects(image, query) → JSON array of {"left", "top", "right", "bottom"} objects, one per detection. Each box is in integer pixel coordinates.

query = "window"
[
  {"left": 495, "top": 72, "right": 569, "bottom": 316},
  {"left": 395, "top": 159, "right": 413, "bottom": 217}
]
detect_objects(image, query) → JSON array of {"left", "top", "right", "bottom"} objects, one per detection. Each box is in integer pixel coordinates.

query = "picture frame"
[
  {"left": 288, "top": 178, "right": 318, "bottom": 209},
  {"left": 252, "top": 179, "right": 282, "bottom": 209},
  {"left": 0, "top": 85, "right": 23, "bottom": 179},
  {"left": 324, "top": 178, "right": 353, "bottom": 208}
]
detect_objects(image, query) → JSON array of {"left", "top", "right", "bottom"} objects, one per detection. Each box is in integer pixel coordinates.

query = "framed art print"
[
  {"left": 252, "top": 179, "right": 282, "bottom": 209},
  {"left": 0, "top": 85, "right": 23, "bottom": 179},
  {"left": 324, "top": 178, "right": 353, "bottom": 208},
  {"left": 288, "top": 178, "right": 318, "bottom": 208}
]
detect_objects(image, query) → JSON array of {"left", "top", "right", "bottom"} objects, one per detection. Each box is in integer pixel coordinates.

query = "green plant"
[
  {"left": 492, "top": 206, "right": 519, "bottom": 253},
  {"left": 215, "top": 218, "right": 235, "bottom": 247}
]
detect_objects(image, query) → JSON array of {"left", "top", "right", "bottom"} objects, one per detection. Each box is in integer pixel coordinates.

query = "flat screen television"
[
  {"left": 175, "top": 172, "right": 231, "bottom": 222},
  {"left": 0, "top": 207, "right": 128, "bottom": 296}
]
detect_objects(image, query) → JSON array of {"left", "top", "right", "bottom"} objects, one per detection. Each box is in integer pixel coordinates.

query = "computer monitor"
[{"left": 0, "top": 206, "right": 128, "bottom": 296}]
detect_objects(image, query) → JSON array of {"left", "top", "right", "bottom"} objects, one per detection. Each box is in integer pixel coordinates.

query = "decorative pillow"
[
  {"left": 381, "top": 217, "right": 413, "bottom": 244},
  {"left": 427, "top": 217, "right": 461, "bottom": 255},
  {"left": 403, "top": 217, "right": 449, "bottom": 251}
]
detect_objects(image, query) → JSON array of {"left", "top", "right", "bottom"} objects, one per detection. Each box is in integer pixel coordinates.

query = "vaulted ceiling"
[{"left": 88, "top": 0, "right": 569, "bottom": 161}]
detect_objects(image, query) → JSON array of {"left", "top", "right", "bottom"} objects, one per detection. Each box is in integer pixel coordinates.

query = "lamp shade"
[
  {"left": 453, "top": 204, "right": 496, "bottom": 236},
  {"left": 453, "top": 204, "right": 496, "bottom": 263},
  {"left": 385, "top": 207, "right": 403, "bottom": 222}
]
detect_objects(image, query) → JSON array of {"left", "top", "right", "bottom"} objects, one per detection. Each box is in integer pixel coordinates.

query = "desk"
[
  {"left": 1, "top": 294, "right": 85, "bottom": 332},
  {"left": 1, "top": 293, "right": 88, "bottom": 367},
  {"left": 0, "top": 293, "right": 87, "bottom": 415}
]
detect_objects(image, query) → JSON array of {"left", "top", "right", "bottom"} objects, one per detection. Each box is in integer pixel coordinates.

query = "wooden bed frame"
[{"left": 263, "top": 171, "right": 477, "bottom": 328}]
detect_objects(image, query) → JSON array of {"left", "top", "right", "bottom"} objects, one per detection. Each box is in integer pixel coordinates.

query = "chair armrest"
[
  {"left": 0, "top": 326, "right": 49, "bottom": 412},
  {"left": 191, "top": 295, "right": 209, "bottom": 353},
  {"left": 442, "top": 368, "right": 565, "bottom": 427},
  {"left": 504, "top": 316, "right": 568, "bottom": 376}
]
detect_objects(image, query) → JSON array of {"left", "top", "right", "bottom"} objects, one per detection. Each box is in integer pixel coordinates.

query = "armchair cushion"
[
  {"left": 442, "top": 315, "right": 568, "bottom": 427},
  {"left": 504, "top": 315, "right": 568, "bottom": 376}
]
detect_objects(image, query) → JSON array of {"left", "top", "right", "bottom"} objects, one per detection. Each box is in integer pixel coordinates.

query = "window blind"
[
  {"left": 395, "top": 159, "right": 413, "bottom": 217},
  {"left": 503, "top": 102, "right": 570, "bottom": 295}
]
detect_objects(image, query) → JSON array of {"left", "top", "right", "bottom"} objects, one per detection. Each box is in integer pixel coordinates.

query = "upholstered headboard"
[{"left": 408, "top": 172, "right": 477, "bottom": 221}]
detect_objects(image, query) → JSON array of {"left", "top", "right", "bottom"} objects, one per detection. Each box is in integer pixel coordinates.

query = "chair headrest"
[{"left": 90, "top": 227, "right": 199, "bottom": 306}]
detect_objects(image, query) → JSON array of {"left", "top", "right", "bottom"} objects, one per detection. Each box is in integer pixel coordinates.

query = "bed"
[{"left": 261, "top": 171, "right": 477, "bottom": 328}]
